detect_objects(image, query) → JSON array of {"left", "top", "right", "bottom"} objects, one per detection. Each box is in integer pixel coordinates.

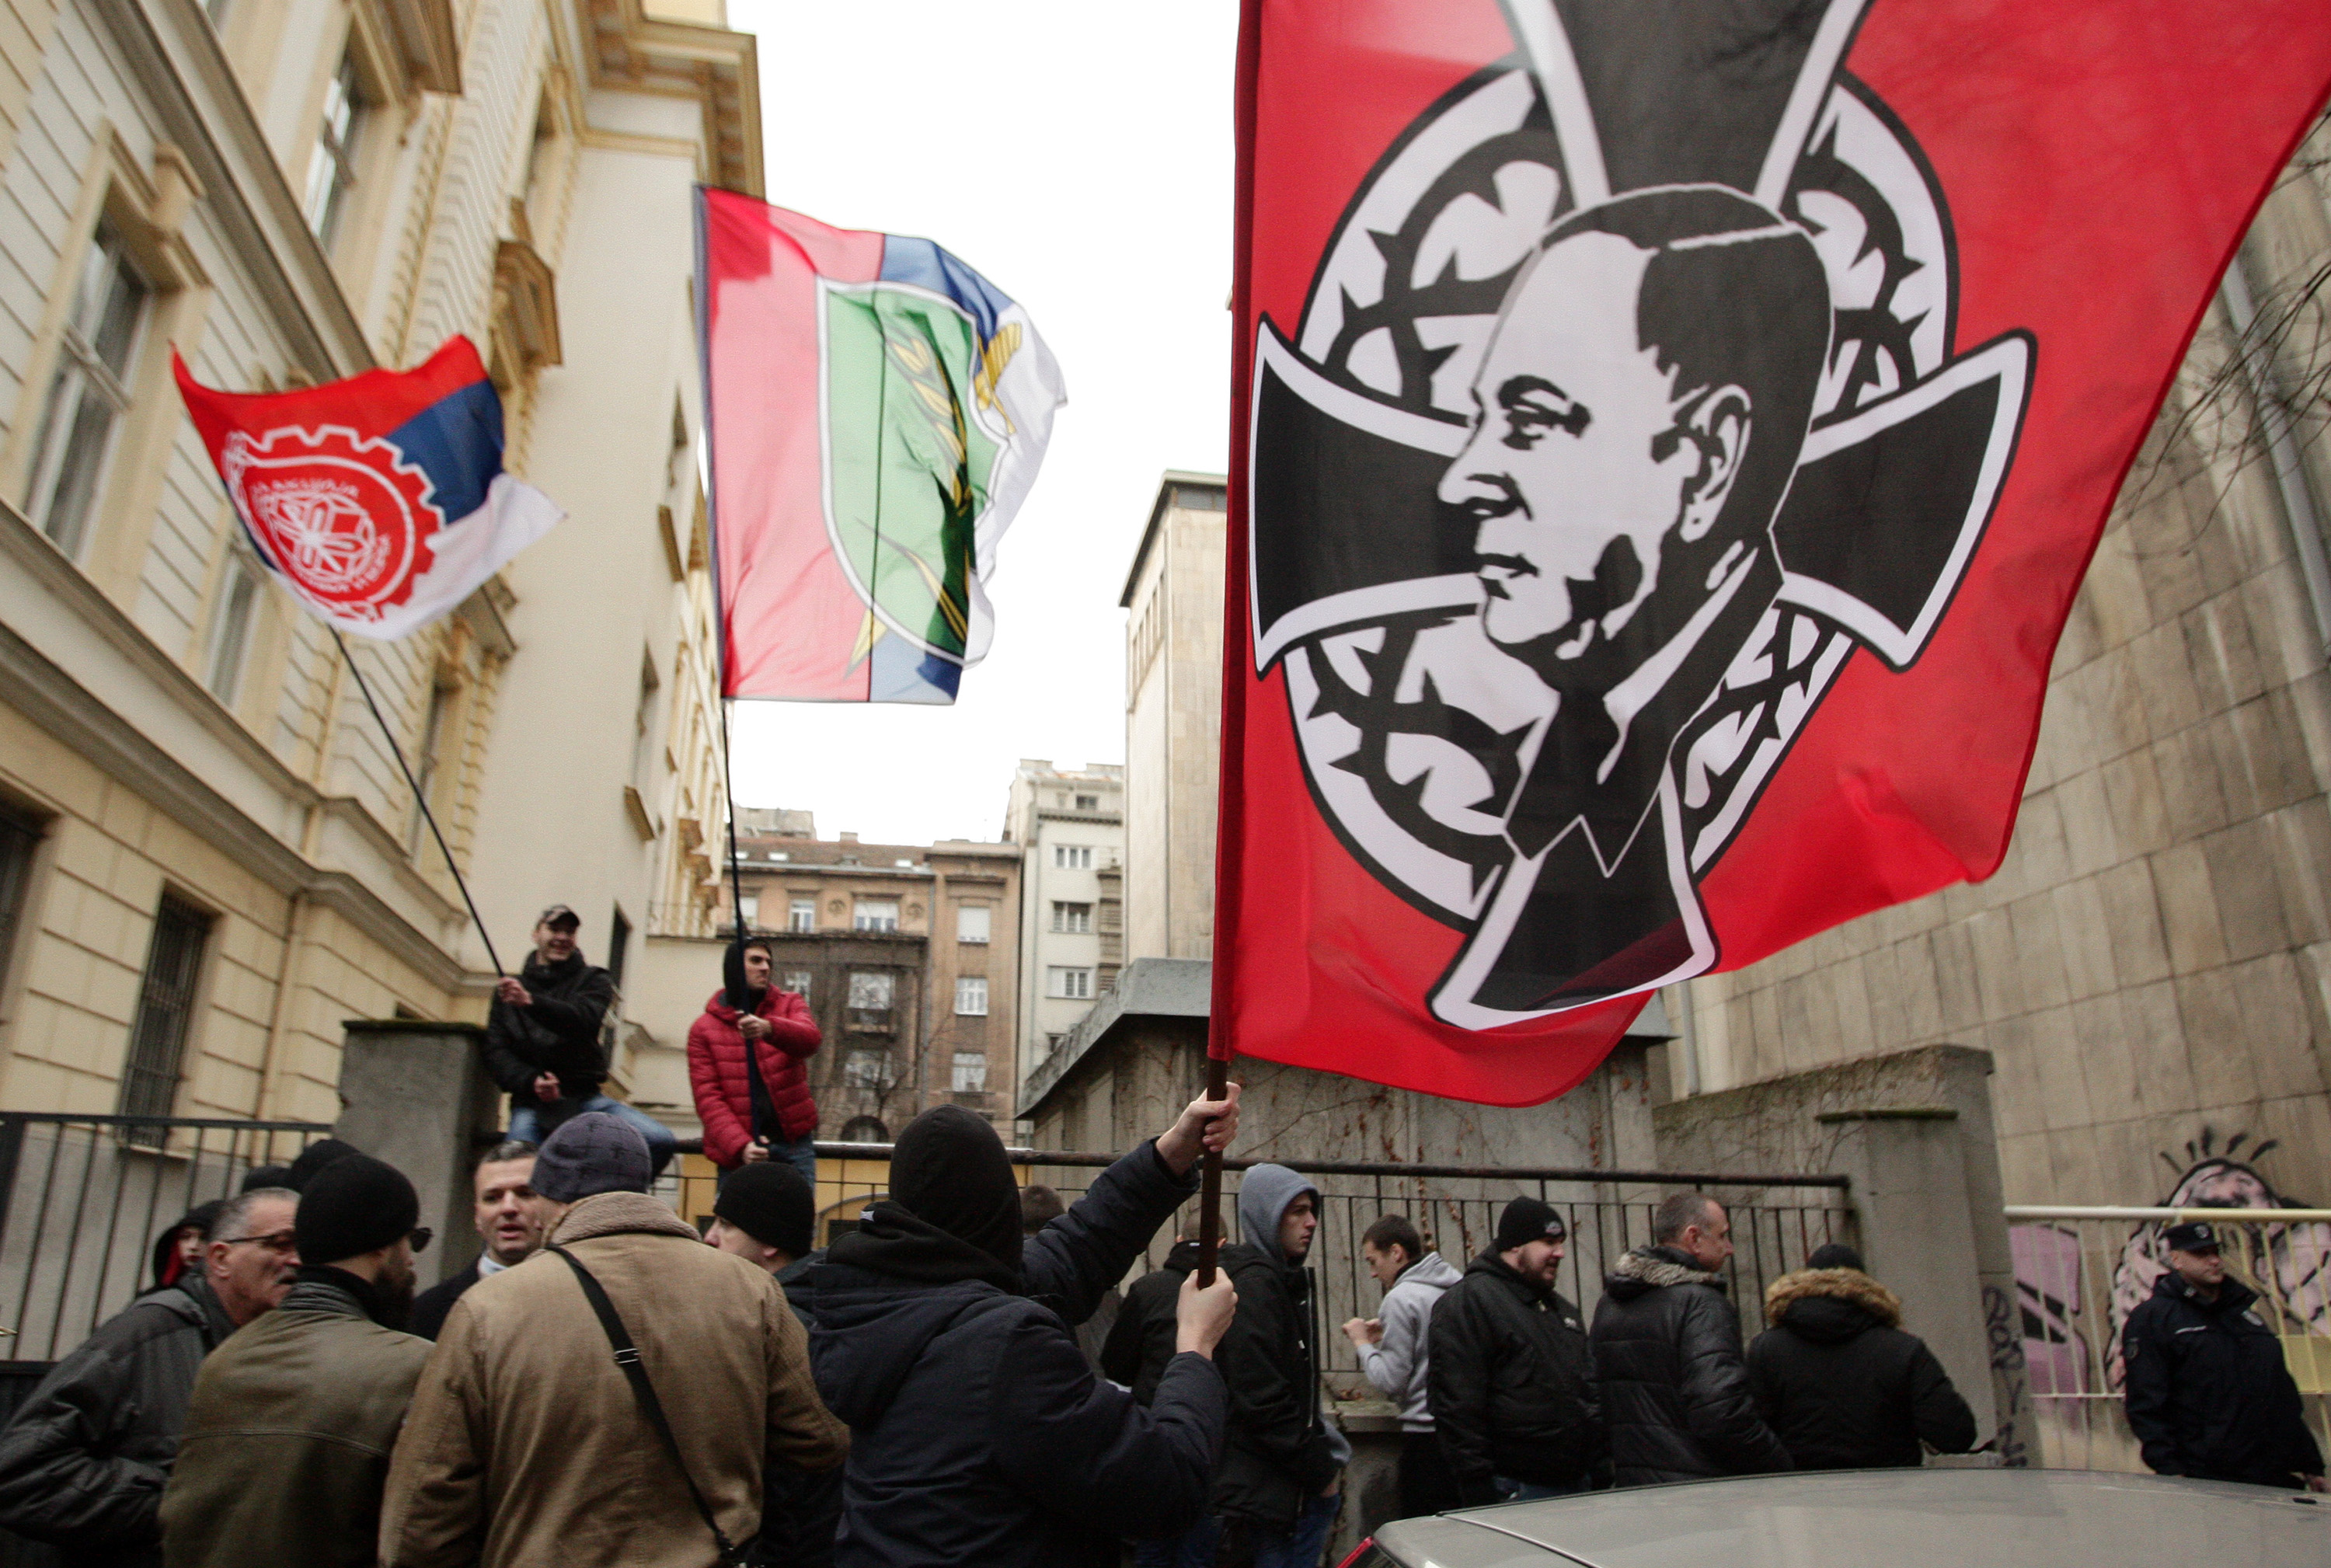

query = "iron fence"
[
  {"left": 799, "top": 1142, "right": 1853, "bottom": 1385},
  {"left": 0, "top": 1113, "right": 333, "bottom": 1361},
  {"left": 2006, "top": 1204, "right": 2331, "bottom": 1474}
]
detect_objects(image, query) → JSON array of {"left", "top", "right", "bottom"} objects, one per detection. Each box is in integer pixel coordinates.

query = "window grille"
[{"left": 118, "top": 895, "right": 211, "bottom": 1140}]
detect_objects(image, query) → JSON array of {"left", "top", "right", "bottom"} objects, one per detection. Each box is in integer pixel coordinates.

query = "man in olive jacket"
[
  {"left": 162, "top": 1155, "right": 434, "bottom": 1566},
  {"left": 1591, "top": 1193, "right": 1789, "bottom": 1487},
  {"left": 1429, "top": 1197, "right": 1601, "bottom": 1505},
  {"left": 380, "top": 1114, "right": 848, "bottom": 1567}
]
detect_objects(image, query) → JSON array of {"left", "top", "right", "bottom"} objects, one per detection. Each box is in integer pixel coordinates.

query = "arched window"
[{"left": 839, "top": 1115, "right": 888, "bottom": 1143}]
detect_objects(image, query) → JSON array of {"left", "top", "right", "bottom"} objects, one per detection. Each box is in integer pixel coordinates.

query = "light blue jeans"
[{"left": 508, "top": 1096, "right": 678, "bottom": 1177}]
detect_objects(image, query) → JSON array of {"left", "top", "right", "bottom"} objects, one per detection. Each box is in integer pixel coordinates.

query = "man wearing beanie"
[
  {"left": 1428, "top": 1197, "right": 1603, "bottom": 1507},
  {"left": 1194, "top": 1162, "right": 1346, "bottom": 1568},
  {"left": 803, "top": 1090, "right": 1242, "bottom": 1568},
  {"left": 381, "top": 1112, "right": 847, "bottom": 1567},
  {"left": 161, "top": 1154, "right": 433, "bottom": 1567},
  {"left": 707, "top": 1163, "right": 836, "bottom": 1568}
]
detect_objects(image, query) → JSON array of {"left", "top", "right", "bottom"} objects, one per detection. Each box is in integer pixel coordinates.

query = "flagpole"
[
  {"left": 1197, "top": 0, "right": 1267, "bottom": 1291},
  {"left": 329, "top": 629, "right": 506, "bottom": 977},
  {"left": 694, "top": 186, "right": 751, "bottom": 946}
]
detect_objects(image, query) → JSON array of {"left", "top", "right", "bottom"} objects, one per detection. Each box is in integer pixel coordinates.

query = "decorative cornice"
[{"left": 577, "top": 0, "right": 761, "bottom": 196}]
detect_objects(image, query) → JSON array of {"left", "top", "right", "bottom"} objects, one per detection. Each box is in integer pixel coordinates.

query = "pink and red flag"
[
  {"left": 1214, "top": 0, "right": 2331, "bottom": 1102},
  {"left": 176, "top": 337, "right": 562, "bottom": 640},
  {"left": 695, "top": 188, "right": 1064, "bottom": 704}
]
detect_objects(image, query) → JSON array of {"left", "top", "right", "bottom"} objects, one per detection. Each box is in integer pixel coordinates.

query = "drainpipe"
[
  {"left": 1674, "top": 981, "right": 1703, "bottom": 1099},
  {"left": 2220, "top": 252, "right": 2331, "bottom": 654}
]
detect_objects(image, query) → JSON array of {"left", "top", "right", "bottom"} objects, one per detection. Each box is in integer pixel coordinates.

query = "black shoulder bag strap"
[{"left": 552, "top": 1246, "right": 743, "bottom": 1564}]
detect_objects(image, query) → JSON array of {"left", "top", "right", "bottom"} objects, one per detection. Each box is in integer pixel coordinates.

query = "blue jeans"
[
  {"left": 509, "top": 1096, "right": 677, "bottom": 1176},
  {"left": 1149, "top": 1496, "right": 1339, "bottom": 1568},
  {"left": 716, "top": 1134, "right": 818, "bottom": 1188}
]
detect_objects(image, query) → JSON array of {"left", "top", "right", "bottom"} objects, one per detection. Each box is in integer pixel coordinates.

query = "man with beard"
[
  {"left": 488, "top": 904, "right": 676, "bottom": 1173},
  {"left": 1434, "top": 186, "right": 1831, "bottom": 1013},
  {"left": 410, "top": 1141, "right": 549, "bottom": 1340},
  {"left": 160, "top": 1155, "right": 434, "bottom": 1566}
]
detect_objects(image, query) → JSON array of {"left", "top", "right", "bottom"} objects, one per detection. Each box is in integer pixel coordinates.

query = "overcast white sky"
[{"left": 719, "top": 1, "right": 1239, "bottom": 845}]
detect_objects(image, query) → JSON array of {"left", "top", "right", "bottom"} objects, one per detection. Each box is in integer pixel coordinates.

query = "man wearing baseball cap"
[
  {"left": 2124, "top": 1218, "right": 2326, "bottom": 1491},
  {"left": 1429, "top": 1197, "right": 1603, "bottom": 1506},
  {"left": 162, "top": 1153, "right": 434, "bottom": 1566},
  {"left": 484, "top": 904, "right": 675, "bottom": 1174}
]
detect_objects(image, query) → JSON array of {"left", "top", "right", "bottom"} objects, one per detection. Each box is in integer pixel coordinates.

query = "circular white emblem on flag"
[{"left": 222, "top": 425, "right": 443, "bottom": 620}]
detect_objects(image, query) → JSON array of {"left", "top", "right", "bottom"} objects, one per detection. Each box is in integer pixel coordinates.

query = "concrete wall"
[{"left": 1675, "top": 151, "right": 2331, "bottom": 1216}]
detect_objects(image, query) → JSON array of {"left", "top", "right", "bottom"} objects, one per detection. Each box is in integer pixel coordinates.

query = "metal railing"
[
  {"left": 2006, "top": 1205, "right": 2331, "bottom": 1473},
  {"left": 0, "top": 1114, "right": 334, "bottom": 1361},
  {"left": 793, "top": 1141, "right": 1853, "bottom": 1384}
]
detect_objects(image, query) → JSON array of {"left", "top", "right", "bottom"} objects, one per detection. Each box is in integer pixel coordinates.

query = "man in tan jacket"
[{"left": 380, "top": 1113, "right": 847, "bottom": 1567}]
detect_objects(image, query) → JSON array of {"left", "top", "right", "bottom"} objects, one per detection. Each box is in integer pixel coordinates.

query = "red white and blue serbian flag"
[
  {"left": 174, "top": 337, "right": 563, "bottom": 641},
  {"left": 695, "top": 187, "right": 1066, "bottom": 704}
]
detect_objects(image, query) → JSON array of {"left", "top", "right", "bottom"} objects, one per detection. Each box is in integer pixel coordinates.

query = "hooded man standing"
[
  {"left": 162, "top": 1155, "right": 434, "bottom": 1566},
  {"left": 1427, "top": 1198, "right": 1600, "bottom": 1507},
  {"left": 380, "top": 1113, "right": 847, "bottom": 1567},
  {"left": 688, "top": 936, "right": 821, "bottom": 1188},
  {"left": 1203, "top": 1164, "right": 1347, "bottom": 1568},
  {"left": 0, "top": 1185, "right": 297, "bottom": 1567},
  {"left": 805, "top": 1092, "right": 1242, "bottom": 1568},
  {"left": 1591, "top": 1192, "right": 1789, "bottom": 1487}
]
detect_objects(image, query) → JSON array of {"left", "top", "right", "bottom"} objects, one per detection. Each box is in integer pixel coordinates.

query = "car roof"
[{"left": 1371, "top": 1470, "right": 2327, "bottom": 1567}]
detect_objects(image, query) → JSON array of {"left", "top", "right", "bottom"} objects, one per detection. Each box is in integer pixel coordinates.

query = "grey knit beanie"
[{"left": 532, "top": 1113, "right": 652, "bottom": 1204}]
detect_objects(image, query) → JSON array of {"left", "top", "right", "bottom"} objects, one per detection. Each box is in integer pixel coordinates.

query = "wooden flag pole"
[{"left": 1194, "top": 1049, "right": 1232, "bottom": 1288}]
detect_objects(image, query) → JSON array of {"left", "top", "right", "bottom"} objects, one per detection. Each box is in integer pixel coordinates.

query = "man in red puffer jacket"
[{"left": 688, "top": 936, "right": 823, "bottom": 1188}]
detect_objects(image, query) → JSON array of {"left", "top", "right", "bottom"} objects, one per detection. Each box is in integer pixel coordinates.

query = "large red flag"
[{"left": 1218, "top": 0, "right": 2331, "bottom": 1103}]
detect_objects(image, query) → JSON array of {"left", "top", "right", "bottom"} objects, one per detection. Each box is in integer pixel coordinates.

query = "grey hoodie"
[
  {"left": 1358, "top": 1252, "right": 1464, "bottom": 1430},
  {"left": 1235, "top": 1163, "right": 1319, "bottom": 1253}
]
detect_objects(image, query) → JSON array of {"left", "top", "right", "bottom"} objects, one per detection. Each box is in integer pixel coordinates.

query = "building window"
[
  {"left": 407, "top": 681, "right": 455, "bottom": 855},
  {"left": 1075, "top": 794, "right": 1099, "bottom": 810},
  {"left": 788, "top": 897, "right": 815, "bottom": 933},
  {"left": 853, "top": 898, "right": 899, "bottom": 932},
  {"left": 1051, "top": 901, "right": 1092, "bottom": 934},
  {"left": 734, "top": 894, "right": 758, "bottom": 929},
  {"left": 1044, "top": 1032, "right": 1064, "bottom": 1053},
  {"left": 843, "top": 1047, "right": 893, "bottom": 1089},
  {"left": 203, "top": 549, "right": 263, "bottom": 706},
  {"left": 956, "top": 976, "right": 988, "bottom": 1016},
  {"left": 1048, "top": 967, "right": 1092, "bottom": 1000},
  {"left": 1053, "top": 845, "right": 1092, "bottom": 869},
  {"left": 118, "top": 894, "right": 211, "bottom": 1138},
  {"left": 839, "top": 1114, "right": 887, "bottom": 1142},
  {"left": 305, "top": 54, "right": 367, "bottom": 245},
  {"left": 26, "top": 226, "right": 148, "bottom": 558},
  {"left": 782, "top": 970, "right": 812, "bottom": 1001},
  {"left": 606, "top": 908, "right": 631, "bottom": 991},
  {"left": 957, "top": 905, "right": 991, "bottom": 944},
  {"left": 952, "top": 1051, "right": 988, "bottom": 1092},
  {"left": 0, "top": 805, "right": 43, "bottom": 999},
  {"left": 1175, "top": 483, "right": 1227, "bottom": 510},
  {"left": 847, "top": 970, "right": 895, "bottom": 1031}
]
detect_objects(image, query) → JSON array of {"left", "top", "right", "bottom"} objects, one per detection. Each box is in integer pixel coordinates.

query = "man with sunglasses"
[
  {"left": 0, "top": 1184, "right": 296, "bottom": 1567},
  {"left": 162, "top": 1153, "right": 437, "bottom": 1566}
]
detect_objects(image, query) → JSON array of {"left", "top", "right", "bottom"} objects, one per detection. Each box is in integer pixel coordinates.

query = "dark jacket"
[
  {"left": 803, "top": 1141, "right": 1225, "bottom": 1568},
  {"left": 0, "top": 1276, "right": 237, "bottom": 1566},
  {"left": 756, "top": 1251, "right": 841, "bottom": 1568},
  {"left": 160, "top": 1269, "right": 432, "bottom": 1567},
  {"left": 408, "top": 1260, "right": 481, "bottom": 1342},
  {"left": 1745, "top": 1268, "right": 1977, "bottom": 1471},
  {"left": 483, "top": 952, "right": 615, "bottom": 1108},
  {"left": 1428, "top": 1250, "right": 1601, "bottom": 1504},
  {"left": 1213, "top": 1241, "right": 1340, "bottom": 1530},
  {"left": 2124, "top": 1269, "right": 2326, "bottom": 1487},
  {"left": 1591, "top": 1245, "right": 1790, "bottom": 1487},
  {"left": 1099, "top": 1239, "right": 1201, "bottom": 1405}
]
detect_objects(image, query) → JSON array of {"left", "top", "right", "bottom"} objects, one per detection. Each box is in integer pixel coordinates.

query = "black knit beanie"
[
  {"left": 284, "top": 1138, "right": 361, "bottom": 1193},
  {"left": 1807, "top": 1242, "right": 1865, "bottom": 1272},
  {"left": 294, "top": 1154, "right": 420, "bottom": 1267},
  {"left": 890, "top": 1105, "right": 1022, "bottom": 1275},
  {"left": 714, "top": 1162, "right": 815, "bottom": 1258},
  {"left": 1495, "top": 1196, "right": 1567, "bottom": 1253}
]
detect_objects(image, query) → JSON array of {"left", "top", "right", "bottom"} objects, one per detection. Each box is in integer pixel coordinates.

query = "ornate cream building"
[{"left": 0, "top": 0, "right": 748, "bottom": 1127}]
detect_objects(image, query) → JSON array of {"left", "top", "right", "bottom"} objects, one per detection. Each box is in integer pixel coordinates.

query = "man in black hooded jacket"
[
  {"left": 1591, "top": 1192, "right": 1789, "bottom": 1487},
  {"left": 1745, "top": 1244, "right": 1976, "bottom": 1470},
  {"left": 803, "top": 1090, "right": 1241, "bottom": 1568}
]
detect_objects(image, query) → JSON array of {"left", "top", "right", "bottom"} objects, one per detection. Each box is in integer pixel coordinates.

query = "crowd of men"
[{"left": 0, "top": 906, "right": 2316, "bottom": 1566}]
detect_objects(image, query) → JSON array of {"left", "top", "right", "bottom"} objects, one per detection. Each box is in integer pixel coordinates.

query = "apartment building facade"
[
  {"left": 1003, "top": 758, "right": 1122, "bottom": 1112},
  {"left": 0, "top": 0, "right": 747, "bottom": 1127}
]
